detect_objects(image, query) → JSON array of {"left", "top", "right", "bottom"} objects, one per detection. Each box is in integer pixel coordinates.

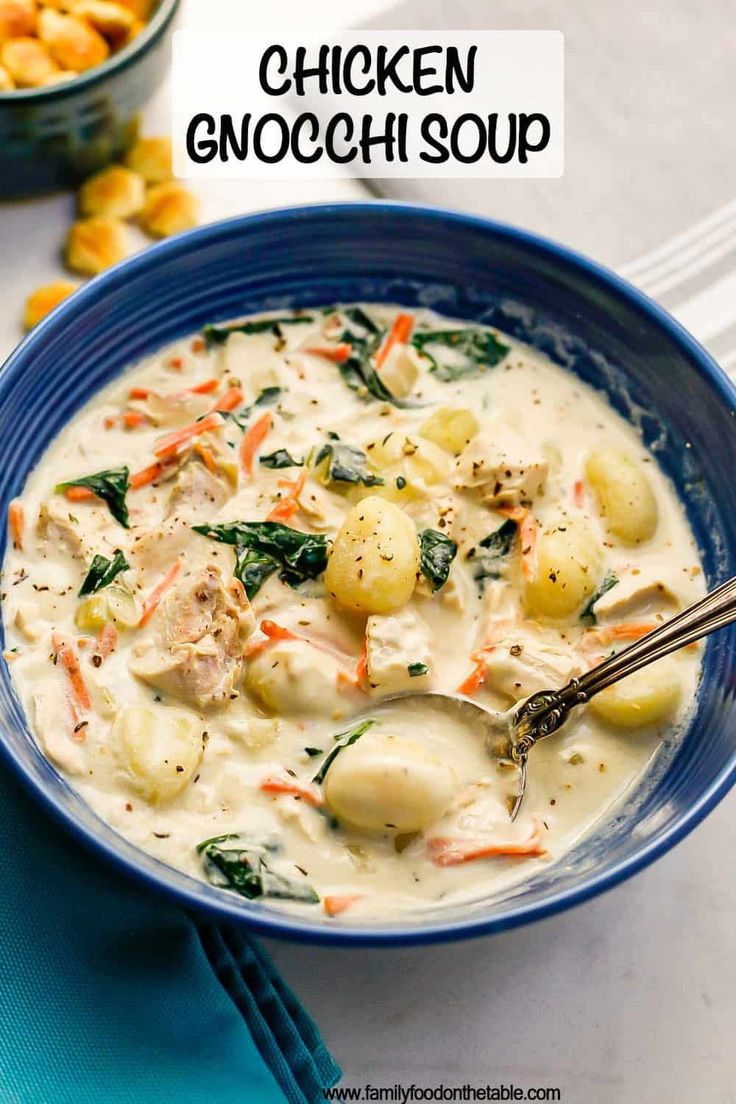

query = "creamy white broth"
[{"left": 1, "top": 305, "right": 704, "bottom": 920}]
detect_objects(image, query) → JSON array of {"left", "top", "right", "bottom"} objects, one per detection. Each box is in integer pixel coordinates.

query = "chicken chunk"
[
  {"left": 33, "top": 688, "right": 86, "bottom": 775},
  {"left": 130, "top": 564, "right": 255, "bottom": 708},
  {"left": 592, "top": 569, "right": 685, "bottom": 622},
  {"left": 37, "top": 499, "right": 93, "bottom": 560},
  {"left": 129, "top": 517, "right": 191, "bottom": 581},
  {"left": 166, "top": 461, "right": 230, "bottom": 520},
  {"left": 365, "top": 607, "right": 433, "bottom": 694},
  {"left": 480, "top": 626, "right": 580, "bottom": 702},
  {"left": 454, "top": 429, "right": 548, "bottom": 508}
]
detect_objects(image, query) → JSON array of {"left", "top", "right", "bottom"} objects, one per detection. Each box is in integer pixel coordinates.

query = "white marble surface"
[{"left": 0, "top": 3, "right": 734, "bottom": 1101}]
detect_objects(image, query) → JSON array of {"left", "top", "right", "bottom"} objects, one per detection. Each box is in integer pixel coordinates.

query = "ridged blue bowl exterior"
[
  {"left": 0, "top": 0, "right": 179, "bottom": 198},
  {"left": 0, "top": 204, "right": 734, "bottom": 946}
]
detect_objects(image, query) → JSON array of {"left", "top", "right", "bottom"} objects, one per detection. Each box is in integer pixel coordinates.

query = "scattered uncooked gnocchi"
[{"left": 23, "top": 134, "right": 199, "bottom": 330}]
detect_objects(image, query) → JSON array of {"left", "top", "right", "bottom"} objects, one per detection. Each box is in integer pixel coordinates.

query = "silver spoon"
[{"left": 373, "top": 572, "right": 736, "bottom": 819}]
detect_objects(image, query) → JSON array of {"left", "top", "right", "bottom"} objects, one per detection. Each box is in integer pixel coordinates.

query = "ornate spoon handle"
[{"left": 513, "top": 573, "right": 736, "bottom": 758}]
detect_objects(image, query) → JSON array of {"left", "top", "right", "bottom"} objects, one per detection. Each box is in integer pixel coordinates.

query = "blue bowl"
[{"left": 1, "top": 204, "right": 735, "bottom": 946}]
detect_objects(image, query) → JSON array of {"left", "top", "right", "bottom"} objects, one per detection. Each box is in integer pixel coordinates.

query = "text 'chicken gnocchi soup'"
[{"left": 1, "top": 304, "right": 704, "bottom": 919}]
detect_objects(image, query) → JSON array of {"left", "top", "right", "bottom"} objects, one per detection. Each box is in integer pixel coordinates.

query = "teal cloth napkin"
[{"left": 0, "top": 771, "right": 340, "bottom": 1104}]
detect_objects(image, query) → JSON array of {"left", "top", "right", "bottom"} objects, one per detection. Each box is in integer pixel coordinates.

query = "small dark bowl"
[{"left": 0, "top": 0, "right": 180, "bottom": 200}]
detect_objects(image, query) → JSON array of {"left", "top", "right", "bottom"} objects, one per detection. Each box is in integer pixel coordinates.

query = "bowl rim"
[
  {"left": 2, "top": 200, "right": 736, "bottom": 947},
  {"left": 0, "top": 0, "right": 180, "bottom": 104}
]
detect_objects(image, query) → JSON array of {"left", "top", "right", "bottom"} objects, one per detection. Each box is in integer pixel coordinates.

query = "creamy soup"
[{"left": 1, "top": 305, "right": 704, "bottom": 919}]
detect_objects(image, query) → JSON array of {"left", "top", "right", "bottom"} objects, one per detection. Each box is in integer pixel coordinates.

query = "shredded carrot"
[
  {"left": 139, "top": 561, "right": 181, "bottom": 627},
  {"left": 323, "top": 894, "right": 362, "bottom": 917},
  {"left": 355, "top": 637, "right": 368, "bottom": 684},
  {"left": 154, "top": 412, "right": 225, "bottom": 460},
  {"left": 191, "top": 337, "right": 206, "bottom": 353},
  {"left": 195, "top": 443, "right": 218, "bottom": 474},
  {"left": 8, "top": 500, "right": 24, "bottom": 551},
  {"left": 122, "top": 410, "right": 149, "bottom": 429},
  {"left": 129, "top": 386, "right": 151, "bottom": 400},
  {"left": 584, "top": 621, "right": 659, "bottom": 648},
  {"left": 64, "top": 485, "right": 94, "bottom": 502},
  {"left": 427, "top": 824, "right": 547, "bottom": 866},
  {"left": 244, "top": 619, "right": 299, "bottom": 658},
  {"left": 259, "top": 775, "right": 322, "bottom": 806},
  {"left": 52, "top": 633, "right": 91, "bottom": 714},
  {"left": 374, "top": 312, "right": 415, "bottom": 368},
  {"left": 499, "top": 506, "right": 537, "bottom": 581},
  {"left": 186, "top": 377, "right": 219, "bottom": 395},
  {"left": 497, "top": 505, "right": 527, "bottom": 523},
  {"left": 457, "top": 661, "right": 487, "bottom": 696},
  {"left": 130, "top": 460, "right": 169, "bottom": 490},
  {"left": 103, "top": 415, "right": 116, "bottom": 429},
  {"left": 266, "top": 468, "right": 307, "bottom": 522},
  {"left": 239, "top": 411, "right": 273, "bottom": 476},
  {"left": 573, "top": 479, "right": 585, "bottom": 509},
  {"left": 166, "top": 356, "right": 183, "bottom": 371},
  {"left": 93, "top": 623, "right": 118, "bottom": 664},
  {"left": 212, "top": 386, "right": 245, "bottom": 414},
  {"left": 304, "top": 342, "right": 352, "bottom": 363},
  {"left": 266, "top": 499, "right": 299, "bottom": 523}
]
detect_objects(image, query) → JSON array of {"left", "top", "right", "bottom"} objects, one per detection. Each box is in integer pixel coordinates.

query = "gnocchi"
[
  {"left": 523, "top": 516, "right": 602, "bottom": 619},
  {"left": 589, "top": 659, "right": 682, "bottom": 728},
  {"left": 23, "top": 280, "right": 78, "bottom": 330},
  {"left": 323, "top": 731, "right": 458, "bottom": 833},
  {"left": 325, "top": 496, "right": 420, "bottom": 614},
  {"left": 138, "top": 182, "right": 200, "bottom": 239},
  {"left": 65, "top": 216, "right": 129, "bottom": 275},
  {"left": 124, "top": 135, "right": 173, "bottom": 183},
  {"left": 420, "top": 406, "right": 480, "bottom": 455},
  {"left": 585, "top": 448, "right": 658, "bottom": 545},
  {"left": 113, "top": 706, "right": 204, "bottom": 803},
  {"left": 78, "top": 165, "right": 146, "bottom": 220},
  {"left": 245, "top": 640, "right": 350, "bottom": 718}
]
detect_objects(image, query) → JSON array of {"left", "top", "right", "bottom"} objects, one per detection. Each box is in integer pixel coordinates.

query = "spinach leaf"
[
  {"left": 419, "top": 528, "right": 458, "bottom": 592},
  {"left": 56, "top": 467, "right": 130, "bottom": 528},
  {"left": 194, "top": 520, "right": 329, "bottom": 594},
  {"left": 203, "top": 317, "right": 314, "bottom": 346},
  {"left": 411, "top": 327, "right": 509, "bottom": 381},
  {"left": 78, "top": 549, "right": 129, "bottom": 597},
  {"left": 197, "top": 834, "right": 319, "bottom": 903},
  {"left": 337, "top": 307, "right": 420, "bottom": 408},
  {"left": 407, "top": 662, "right": 429, "bottom": 677},
  {"left": 470, "top": 518, "right": 518, "bottom": 588},
  {"left": 312, "top": 719, "right": 375, "bottom": 785},
  {"left": 234, "top": 547, "right": 279, "bottom": 600},
  {"left": 259, "top": 449, "right": 304, "bottom": 469},
  {"left": 314, "top": 440, "right": 384, "bottom": 487},
  {"left": 580, "top": 571, "right": 619, "bottom": 624}
]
